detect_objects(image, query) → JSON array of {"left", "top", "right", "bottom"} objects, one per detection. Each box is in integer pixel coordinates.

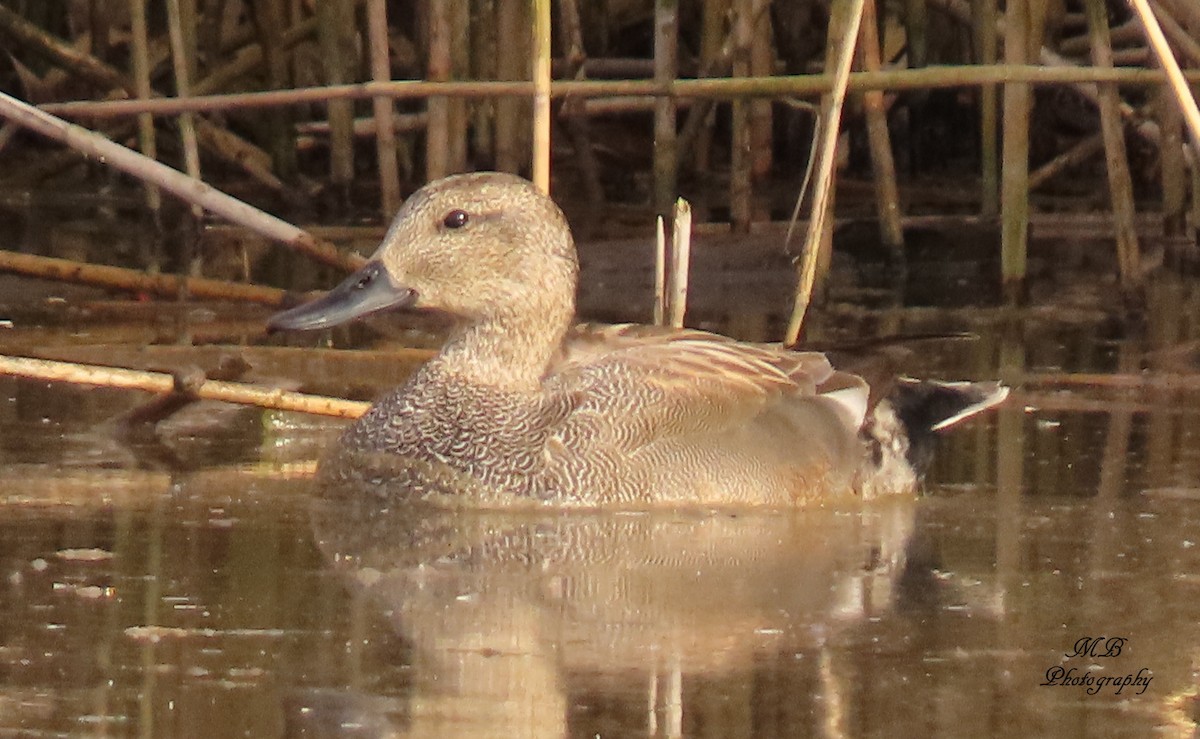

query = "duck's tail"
[{"left": 858, "top": 379, "right": 1009, "bottom": 498}]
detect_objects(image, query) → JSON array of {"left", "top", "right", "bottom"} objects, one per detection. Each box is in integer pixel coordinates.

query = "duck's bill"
[{"left": 267, "top": 261, "right": 417, "bottom": 332}]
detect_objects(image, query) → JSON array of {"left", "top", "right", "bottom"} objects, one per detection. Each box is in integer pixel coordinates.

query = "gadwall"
[{"left": 269, "top": 172, "right": 1006, "bottom": 508}]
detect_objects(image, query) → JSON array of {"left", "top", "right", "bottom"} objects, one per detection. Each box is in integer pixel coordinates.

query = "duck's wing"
[{"left": 547, "top": 324, "right": 869, "bottom": 453}]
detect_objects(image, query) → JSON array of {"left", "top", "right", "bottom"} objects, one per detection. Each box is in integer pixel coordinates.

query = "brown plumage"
[{"left": 270, "top": 172, "right": 1007, "bottom": 509}]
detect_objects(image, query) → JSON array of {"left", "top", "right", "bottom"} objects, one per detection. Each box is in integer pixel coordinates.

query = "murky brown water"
[{"left": 3, "top": 266, "right": 1200, "bottom": 737}]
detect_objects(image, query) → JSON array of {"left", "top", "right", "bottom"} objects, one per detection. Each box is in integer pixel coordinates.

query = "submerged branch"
[{"left": 0, "top": 354, "right": 370, "bottom": 419}]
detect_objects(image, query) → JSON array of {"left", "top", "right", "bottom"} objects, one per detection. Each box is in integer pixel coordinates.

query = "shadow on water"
[{"left": 5, "top": 254, "right": 1200, "bottom": 735}]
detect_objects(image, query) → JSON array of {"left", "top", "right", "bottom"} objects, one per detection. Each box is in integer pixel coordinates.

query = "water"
[{"left": 2, "top": 270, "right": 1200, "bottom": 737}]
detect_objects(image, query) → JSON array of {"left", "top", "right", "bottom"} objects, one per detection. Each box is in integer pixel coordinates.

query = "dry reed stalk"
[
  {"left": 858, "top": 0, "right": 904, "bottom": 260},
  {"left": 367, "top": 0, "right": 401, "bottom": 217},
  {"left": 556, "top": 0, "right": 605, "bottom": 204},
  {"left": 532, "top": 0, "right": 552, "bottom": 193},
  {"left": 251, "top": 0, "right": 300, "bottom": 185},
  {"left": 690, "top": 0, "right": 731, "bottom": 175},
  {"left": 448, "top": 0, "right": 471, "bottom": 174},
  {"left": 973, "top": 0, "right": 1000, "bottom": 216},
  {"left": 653, "top": 0, "right": 679, "bottom": 216},
  {"left": 931, "top": 0, "right": 1176, "bottom": 153},
  {"left": 165, "top": 0, "right": 204, "bottom": 210},
  {"left": 782, "top": 0, "right": 865, "bottom": 347},
  {"left": 469, "top": 0, "right": 495, "bottom": 164},
  {"left": 1154, "top": 0, "right": 1200, "bottom": 41},
  {"left": 0, "top": 92, "right": 361, "bottom": 272},
  {"left": 494, "top": 0, "right": 529, "bottom": 174},
  {"left": 127, "top": 0, "right": 161, "bottom": 219},
  {"left": 1085, "top": 0, "right": 1141, "bottom": 292},
  {"left": 426, "top": 0, "right": 452, "bottom": 181},
  {"left": 1028, "top": 132, "right": 1105, "bottom": 189},
  {"left": 729, "top": 0, "right": 754, "bottom": 232},
  {"left": 999, "top": 0, "right": 1031, "bottom": 297},
  {"left": 38, "top": 67, "right": 1200, "bottom": 121},
  {"left": 0, "top": 250, "right": 292, "bottom": 305},
  {"left": 317, "top": 1, "right": 356, "bottom": 194},
  {"left": 654, "top": 215, "right": 667, "bottom": 325},
  {"left": 194, "top": 14, "right": 321, "bottom": 96},
  {"left": 0, "top": 355, "right": 370, "bottom": 419},
  {"left": 668, "top": 198, "right": 693, "bottom": 329},
  {"left": 748, "top": 0, "right": 772, "bottom": 184},
  {"left": 1130, "top": 0, "right": 1200, "bottom": 156},
  {"left": 1160, "top": 78, "right": 1187, "bottom": 235},
  {"left": 0, "top": 4, "right": 134, "bottom": 92},
  {"left": 1059, "top": 18, "right": 1146, "bottom": 54},
  {"left": 0, "top": 0, "right": 289, "bottom": 195}
]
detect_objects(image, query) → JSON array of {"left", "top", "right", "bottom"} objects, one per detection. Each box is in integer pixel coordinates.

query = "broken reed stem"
[
  {"left": 783, "top": 0, "right": 865, "bottom": 347},
  {"left": 0, "top": 355, "right": 369, "bottom": 419},
  {"left": 367, "top": 0, "right": 401, "bottom": 218},
  {"left": 0, "top": 91, "right": 361, "bottom": 273},
  {"left": 1129, "top": 0, "right": 1200, "bottom": 158},
  {"left": 532, "top": 0, "right": 552, "bottom": 193},
  {"left": 654, "top": 214, "right": 667, "bottom": 326},
  {"left": 0, "top": 250, "right": 292, "bottom": 306},
  {"left": 667, "top": 198, "right": 692, "bottom": 329}
]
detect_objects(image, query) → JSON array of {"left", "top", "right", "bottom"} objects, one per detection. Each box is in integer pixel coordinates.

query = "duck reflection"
[{"left": 298, "top": 474, "right": 918, "bottom": 738}]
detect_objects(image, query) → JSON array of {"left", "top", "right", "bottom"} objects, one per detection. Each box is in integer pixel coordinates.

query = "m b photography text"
[{"left": 1040, "top": 637, "right": 1152, "bottom": 696}]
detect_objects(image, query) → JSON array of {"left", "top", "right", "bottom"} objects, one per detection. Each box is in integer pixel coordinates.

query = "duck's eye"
[{"left": 442, "top": 210, "right": 469, "bottom": 229}]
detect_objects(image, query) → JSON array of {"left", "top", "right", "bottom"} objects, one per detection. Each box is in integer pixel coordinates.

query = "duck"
[{"left": 268, "top": 172, "right": 1007, "bottom": 509}]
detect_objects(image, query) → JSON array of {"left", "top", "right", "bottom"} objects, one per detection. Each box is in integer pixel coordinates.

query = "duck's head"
[{"left": 268, "top": 172, "right": 579, "bottom": 333}]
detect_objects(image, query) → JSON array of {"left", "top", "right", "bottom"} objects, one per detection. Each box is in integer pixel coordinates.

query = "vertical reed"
[
  {"left": 126, "top": 0, "right": 160, "bottom": 222},
  {"left": 557, "top": 0, "right": 605, "bottom": 203},
  {"left": 694, "top": 0, "right": 729, "bottom": 175},
  {"left": 470, "top": 0, "right": 496, "bottom": 166},
  {"left": 1085, "top": 0, "right": 1140, "bottom": 293},
  {"left": 448, "top": 0, "right": 470, "bottom": 173},
  {"left": 366, "top": 0, "right": 401, "bottom": 218},
  {"left": 1000, "top": 0, "right": 1031, "bottom": 298},
  {"left": 653, "top": 0, "right": 679, "bottom": 216},
  {"left": 973, "top": 0, "right": 999, "bottom": 216},
  {"left": 532, "top": 0, "right": 552, "bottom": 192},
  {"left": 317, "top": 1, "right": 355, "bottom": 197},
  {"left": 495, "top": 0, "right": 530, "bottom": 174},
  {"left": 654, "top": 215, "right": 666, "bottom": 325},
  {"left": 668, "top": 198, "right": 693, "bottom": 328},
  {"left": 166, "top": 0, "right": 203, "bottom": 277},
  {"left": 426, "top": 0, "right": 451, "bottom": 180},
  {"left": 858, "top": 0, "right": 904, "bottom": 262},
  {"left": 1158, "top": 72, "right": 1187, "bottom": 236},
  {"left": 749, "top": 0, "right": 772, "bottom": 185},
  {"left": 251, "top": 0, "right": 298, "bottom": 182},
  {"left": 729, "top": 0, "right": 752, "bottom": 232},
  {"left": 783, "top": 0, "right": 865, "bottom": 347}
]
